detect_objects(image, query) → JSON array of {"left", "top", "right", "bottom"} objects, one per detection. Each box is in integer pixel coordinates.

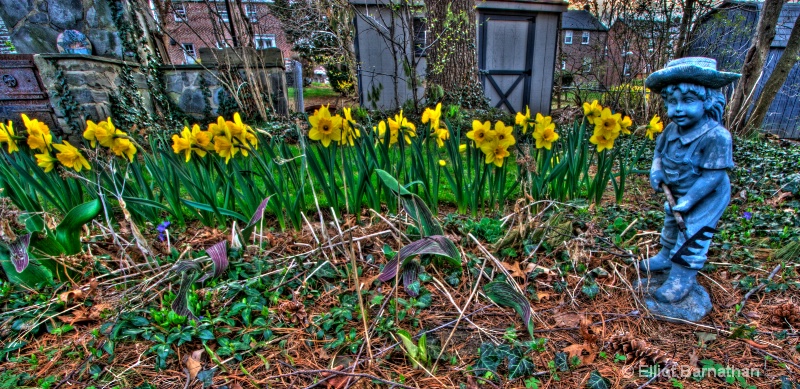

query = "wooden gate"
[
  {"left": 0, "top": 54, "right": 57, "bottom": 128},
  {"left": 478, "top": 14, "right": 536, "bottom": 113}
]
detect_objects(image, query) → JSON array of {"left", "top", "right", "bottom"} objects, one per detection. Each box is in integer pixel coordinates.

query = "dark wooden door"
[
  {"left": 0, "top": 54, "right": 57, "bottom": 129},
  {"left": 478, "top": 14, "right": 536, "bottom": 112}
]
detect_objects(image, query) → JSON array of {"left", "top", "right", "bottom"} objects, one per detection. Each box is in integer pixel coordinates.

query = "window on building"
[
  {"left": 254, "top": 34, "right": 276, "bottom": 49},
  {"left": 216, "top": 4, "right": 229, "bottom": 23},
  {"left": 245, "top": 4, "right": 258, "bottom": 23},
  {"left": 173, "top": 3, "right": 186, "bottom": 22},
  {"left": 582, "top": 31, "right": 590, "bottom": 44},
  {"left": 413, "top": 17, "right": 428, "bottom": 57},
  {"left": 216, "top": 40, "right": 230, "bottom": 49},
  {"left": 182, "top": 43, "right": 196, "bottom": 64},
  {"left": 582, "top": 57, "right": 592, "bottom": 73},
  {"left": 561, "top": 60, "right": 566, "bottom": 70},
  {"left": 564, "top": 30, "right": 573, "bottom": 45}
]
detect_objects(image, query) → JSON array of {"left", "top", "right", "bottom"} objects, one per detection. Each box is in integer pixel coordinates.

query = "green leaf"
[
  {"left": 507, "top": 349, "right": 535, "bottom": 379},
  {"left": 0, "top": 244, "right": 53, "bottom": 288},
  {"left": 398, "top": 236, "right": 460, "bottom": 268},
  {"left": 375, "top": 169, "right": 442, "bottom": 236},
  {"left": 376, "top": 169, "right": 412, "bottom": 196},
  {"left": 181, "top": 199, "right": 248, "bottom": 223},
  {"left": 484, "top": 281, "right": 534, "bottom": 339},
  {"left": 586, "top": 370, "right": 610, "bottom": 389},
  {"left": 554, "top": 352, "right": 569, "bottom": 372},
  {"left": 55, "top": 199, "right": 102, "bottom": 255}
]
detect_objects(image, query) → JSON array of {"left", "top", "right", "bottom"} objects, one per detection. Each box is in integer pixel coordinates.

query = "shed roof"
[{"left": 562, "top": 10, "right": 608, "bottom": 31}]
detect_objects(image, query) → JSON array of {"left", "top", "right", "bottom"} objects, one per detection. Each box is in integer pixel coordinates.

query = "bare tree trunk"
[
  {"left": 674, "top": 0, "right": 695, "bottom": 57},
  {"left": 426, "top": 0, "right": 484, "bottom": 108},
  {"left": 727, "top": 0, "right": 786, "bottom": 134},
  {"left": 743, "top": 13, "right": 800, "bottom": 136}
]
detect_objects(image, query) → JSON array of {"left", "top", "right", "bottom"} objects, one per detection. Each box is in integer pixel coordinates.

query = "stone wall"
[
  {"left": 33, "top": 54, "right": 152, "bottom": 141},
  {"left": 0, "top": 0, "right": 123, "bottom": 57}
]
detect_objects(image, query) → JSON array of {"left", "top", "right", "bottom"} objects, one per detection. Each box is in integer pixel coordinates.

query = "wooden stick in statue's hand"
[{"left": 660, "top": 183, "right": 687, "bottom": 235}]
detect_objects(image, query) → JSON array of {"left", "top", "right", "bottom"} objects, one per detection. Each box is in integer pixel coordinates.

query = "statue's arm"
[
  {"left": 649, "top": 130, "right": 666, "bottom": 193},
  {"left": 672, "top": 169, "right": 727, "bottom": 213}
]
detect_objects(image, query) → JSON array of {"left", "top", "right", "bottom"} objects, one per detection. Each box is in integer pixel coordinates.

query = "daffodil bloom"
[
  {"left": 388, "top": 110, "right": 416, "bottom": 144},
  {"left": 493, "top": 121, "right": 515, "bottom": 148},
  {"left": 83, "top": 118, "right": 117, "bottom": 148},
  {"left": 214, "top": 133, "right": 239, "bottom": 163},
  {"left": 308, "top": 105, "right": 343, "bottom": 147},
  {"left": 192, "top": 124, "right": 214, "bottom": 151},
  {"left": 458, "top": 144, "right": 467, "bottom": 153},
  {"left": 231, "top": 112, "right": 248, "bottom": 139},
  {"left": 111, "top": 137, "right": 137, "bottom": 162},
  {"left": 209, "top": 116, "right": 229, "bottom": 137},
  {"left": 375, "top": 121, "right": 398, "bottom": 145},
  {"left": 0, "top": 121, "right": 19, "bottom": 153},
  {"left": 582, "top": 100, "right": 603, "bottom": 124},
  {"left": 22, "top": 114, "right": 52, "bottom": 152},
  {"left": 53, "top": 141, "right": 90, "bottom": 172},
  {"left": 35, "top": 151, "right": 57, "bottom": 173},
  {"left": 467, "top": 120, "right": 495, "bottom": 147},
  {"left": 515, "top": 106, "right": 532, "bottom": 134},
  {"left": 589, "top": 131, "right": 616, "bottom": 152},
  {"left": 432, "top": 127, "right": 450, "bottom": 148},
  {"left": 438, "top": 159, "right": 446, "bottom": 167},
  {"left": 422, "top": 103, "right": 442, "bottom": 131},
  {"left": 594, "top": 108, "right": 621, "bottom": 135},
  {"left": 619, "top": 115, "right": 633, "bottom": 135},
  {"left": 534, "top": 113, "right": 554, "bottom": 134},
  {"left": 533, "top": 122, "right": 559, "bottom": 150},
  {"left": 171, "top": 126, "right": 195, "bottom": 162},
  {"left": 338, "top": 107, "right": 361, "bottom": 146},
  {"left": 480, "top": 140, "right": 511, "bottom": 167},
  {"left": 645, "top": 115, "right": 664, "bottom": 140}
]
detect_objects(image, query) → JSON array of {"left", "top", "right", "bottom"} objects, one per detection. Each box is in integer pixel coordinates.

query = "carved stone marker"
[{"left": 57, "top": 30, "right": 92, "bottom": 55}]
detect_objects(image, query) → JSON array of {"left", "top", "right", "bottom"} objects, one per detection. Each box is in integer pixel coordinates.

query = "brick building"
[
  {"left": 161, "top": 0, "right": 293, "bottom": 65},
  {"left": 558, "top": 8, "right": 608, "bottom": 88}
]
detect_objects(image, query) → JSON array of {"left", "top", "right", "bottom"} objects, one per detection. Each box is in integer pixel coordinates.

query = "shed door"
[{"left": 479, "top": 14, "right": 535, "bottom": 112}]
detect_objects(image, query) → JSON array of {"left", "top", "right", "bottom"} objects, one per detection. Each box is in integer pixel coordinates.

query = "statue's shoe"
[
  {"left": 638, "top": 248, "right": 672, "bottom": 272},
  {"left": 654, "top": 264, "right": 698, "bottom": 303}
]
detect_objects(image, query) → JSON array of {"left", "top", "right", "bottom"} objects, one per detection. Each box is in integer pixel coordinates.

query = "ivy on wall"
[{"left": 50, "top": 66, "right": 84, "bottom": 136}]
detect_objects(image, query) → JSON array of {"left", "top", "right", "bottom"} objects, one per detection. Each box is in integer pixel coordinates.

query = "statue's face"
[{"left": 664, "top": 88, "right": 705, "bottom": 129}]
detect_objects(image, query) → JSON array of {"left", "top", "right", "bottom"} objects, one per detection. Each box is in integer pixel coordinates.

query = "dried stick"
[{"left": 738, "top": 263, "right": 782, "bottom": 312}]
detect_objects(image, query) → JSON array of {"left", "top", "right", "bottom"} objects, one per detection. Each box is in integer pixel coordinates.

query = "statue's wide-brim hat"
[{"left": 645, "top": 57, "right": 741, "bottom": 93}]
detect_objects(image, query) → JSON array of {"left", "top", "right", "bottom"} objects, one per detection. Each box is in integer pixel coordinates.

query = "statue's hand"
[
  {"left": 672, "top": 197, "right": 693, "bottom": 213},
  {"left": 650, "top": 170, "right": 666, "bottom": 192}
]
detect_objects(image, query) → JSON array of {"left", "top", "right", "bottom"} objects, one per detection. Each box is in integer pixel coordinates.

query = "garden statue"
[{"left": 638, "top": 57, "right": 740, "bottom": 321}]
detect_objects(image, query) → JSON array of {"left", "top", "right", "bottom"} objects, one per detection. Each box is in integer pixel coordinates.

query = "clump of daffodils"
[
  {"left": 22, "top": 114, "right": 90, "bottom": 172},
  {"left": 83, "top": 117, "right": 137, "bottom": 162},
  {"left": 170, "top": 113, "right": 257, "bottom": 163},
  {"left": 467, "top": 120, "right": 516, "bottom": 167},
  {"left": 583, "top": 101, "right": 634, "bottom": 152}
]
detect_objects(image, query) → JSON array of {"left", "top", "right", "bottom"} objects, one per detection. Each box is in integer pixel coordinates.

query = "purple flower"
[
  {"left": 156, "top": 220, "right": 171, "bottom": 241},
  {"left": 743, "top": 212, "right": 752, "bottom": 221}
]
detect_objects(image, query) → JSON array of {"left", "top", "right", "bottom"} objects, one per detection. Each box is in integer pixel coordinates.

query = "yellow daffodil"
[
  {"left": 52, "top": 141, "right": 90, "bottom": 172},
  {"left": 582, "top": 100, "right": 603, "bottom": 124},
  {"left": 438, "top": 159, "right": 446, "bottom": 167},
  {"left": 35, "top": 151, "right": 57, "bottom": 173},
  {"left": 480, "top": 140, "right": 510, "bottom": 167},
  {"left": 645, "top": 115, "right": 664, "bottom": 140},
  {"left": 515, "top": 106, "right": 532, "bottom": 134},
  {"left": 388, "top": 110, "right": 416, "bottom": 144},
  {"left": 375, "top": 120, "right": 398, "bottom": 145},
  {"left": 432, "top": 127, "right": 450, "bottom": 148},
  {"left": 467, "top": 120, "right": 495, "bottom": 147},
  {"left": 458, "top": 144, "right": 467, "bottom": 153},
  {"left": 171, "top": 126, "right": 194, "bottom": 162},
  {"left": 209, "top": 116, "right": 229, "bottom": 137},
  {"left": 308, "top": 105, "right": 343, "bottom": 147},
  {"left": 493, "top": 121, "right": 515, "bottom": 148},
  {"left": 0, "top": 121, "right": 19, "bottom": 153},
  {"left": 338, "top": 107, "right": 361, "bottom": 146},
  {"left": 214, "top": 133, "right": 239, "bottom": 164},
  {"left": 589, "top": 131, "right": 616, "bottom": 152},
  {"left": 422, "top": 103, "right": 442, "bottom": 131},
  {"left": 111, "top": 137, "right": 137, "bottom": 162},
  {"left": 22, "top": 114, "right": 52, "bottom": 152},
  {"left": 619, "top": 115, "right": 633, "bottom": 135},
  {"left": 533, "top": 123, "right": 559, "bottom": 150},
  {"left": 594, "top": 108, "right": 621, "bottom": 135},
  {"left": 192, "top": 124, "right": 214, "bottom": 151},
  {"left": 83, "top": 118, "right": 117, "bottom": 148}
]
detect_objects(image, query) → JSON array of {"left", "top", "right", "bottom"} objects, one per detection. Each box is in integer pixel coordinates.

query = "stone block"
[
  {"left": 178, "top": 89, "right": 206, "bottom": 114},
  {"left": 72, "top": 88, "right": 95, "bottom": 104},
  {"left": 63, "top": 71, "right": 87, "bottom": 86},
  {"left": 0, "top": 0, "right": 33, "bottom": 29},
  {"left": 28, "top": 11, "right": 49, "bottom": 25},
  {"left": 86, "top": 6, "right": 98, "bottom": 28},
  {"left": 49, "top": 0, "right": 84, "bottom": 30},
  {"left": 86, "top": 29, "right": 122, "bottom": 58},
  {"left": 10, "top": 25, "right": 59, "bottom": 53}
]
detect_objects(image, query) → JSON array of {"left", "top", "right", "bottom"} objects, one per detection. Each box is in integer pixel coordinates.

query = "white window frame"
[
  {"left": 582, "top": 31, "right": 590, "bottom": 44},
  {"left": 182, "top": 43, "right": 196, "bottom": 64},
  {"left": 254, "top": 34, "right": 276, "bottom": 49},
  {"left": 216, "top": 4, "right": 229, "bottom": 23},
  {"left": 173, "top": 3, "right": 187, "bottom": 22},
  {"left": 564, "top": 30, "right": 573, "bottom": 45},
  {"left": 245, "top": 4, "right": 258, "bottom": 23}
]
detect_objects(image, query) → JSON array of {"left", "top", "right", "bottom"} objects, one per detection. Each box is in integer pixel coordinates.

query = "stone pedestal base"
[{"left": 634, "top": 272, "right": 712, "bottom": 322}]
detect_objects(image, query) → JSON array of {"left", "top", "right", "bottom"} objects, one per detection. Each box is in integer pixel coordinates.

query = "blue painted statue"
[{"left": 638, "top": 57, "right": 740, "bottom": 321}]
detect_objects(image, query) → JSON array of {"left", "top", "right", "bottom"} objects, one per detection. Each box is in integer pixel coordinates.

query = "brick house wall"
[
  {"left": 162, "top": 1, "right": 293, "bottom": 65},
  {"left": 557, "top": 9, "right": 608, "bottom": 89},
  {"left": 604, "top": 19, "right": 674, "bottom": 88}
]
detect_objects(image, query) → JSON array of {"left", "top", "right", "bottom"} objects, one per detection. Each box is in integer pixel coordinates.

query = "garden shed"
[
  {"left": 687, "top": 0, "right": 800, "bottom": 139},
  {"left": 350, "top": 0, "right": 567, "bottom": 113}
]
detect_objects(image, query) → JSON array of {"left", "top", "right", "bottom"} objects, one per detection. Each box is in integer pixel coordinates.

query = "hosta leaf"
[
  {"left": 484, "top": 281, "right": 534, "bottom": 339},
  {"left": 9, "top": 234, "right": 30, "bottom": 273},
  {"left": 398, "top": 236, "right": 460, "bottom": 268},
  {"left": 171, "top": 261, "right": 201, "bottom": 320},
  {"left": 0, "top": 244, "right": 53, "bottom": 288},
  {"left": 402, "top": 195, "right": 443, "bottom": 236},
  {"left": 378, "top": 258, "right": 399, "bottom": 282},
  {"left": 376, "top": 169, "right": 412, "bottom": 196},
  {"left": 402, "top": 261, "right": 421, "bottom": 297},
  {"left": 55, "top": 199, "right": 102, "bottom": 255},
  {"left": 206, "top": 240, "right": 228, "bottom": 278},
  {"left": 240, "top": 196, "right": 271, "bottom": 243},
  {"left": 587, "top": 370, "right": 610, "bottom": 389}
]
